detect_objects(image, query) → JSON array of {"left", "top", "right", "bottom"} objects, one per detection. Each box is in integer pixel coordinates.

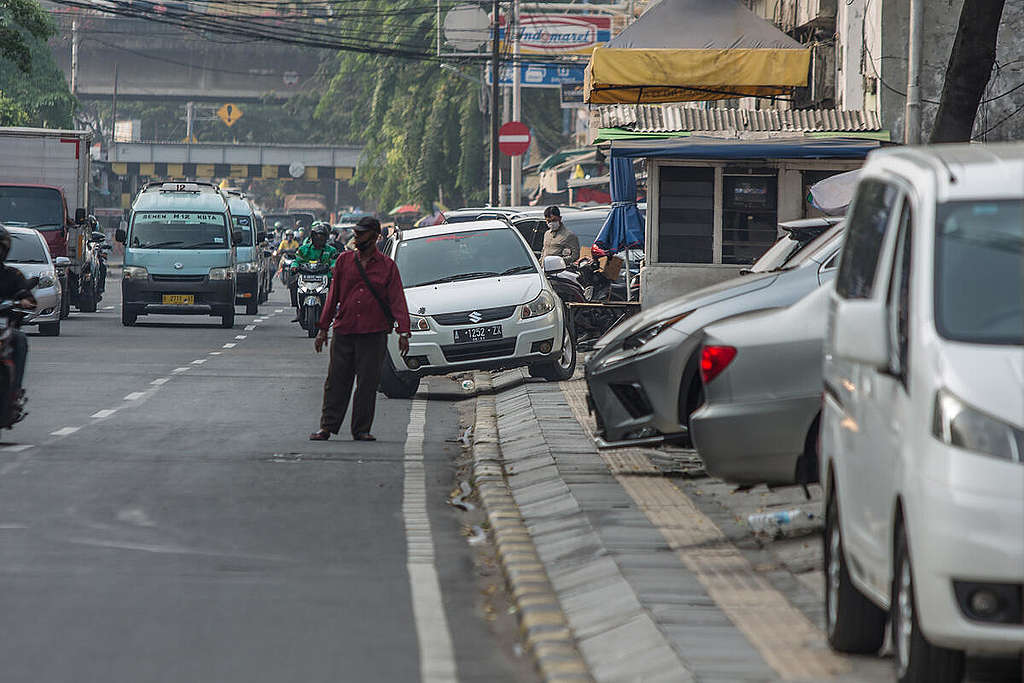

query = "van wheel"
[
  {"left": 122, "top": 308, "right": 137, "bottom": 327},
  {"left": 529, "top": 323, "right": 576, "bottom": 381},
  {"left": 379, "top": 355, "right": 420, "bottom": 399},
  {"left": 893, "top": 523, "right": 964, "bottom": 683},
  {"left": 78, "top": 280, "right": 97, "bottom": 313},
  {"left": 38, "top": 320, "right": 60, "bottom": 336},
  {"left": 59, "top": 289, "right": 71, "bottom": 319},
  {"left": 221, "top": 310, "right": 234, "bottom": 329},
  {"left": 246, "top": 299, "right": 259, "bottom": 315},
  {"left": 824, "top": 486, "right": 886, "bottom": 653}
]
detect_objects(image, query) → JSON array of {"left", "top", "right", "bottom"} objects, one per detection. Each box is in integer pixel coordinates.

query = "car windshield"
[
  {"left": 562, "top": 212, "right": 610, "bottom": 248},
  {"left": 935, "top": 199, "right": 1023, "bottom": 345},
  {"left": 0, "top": 187, "right": 64, "bottom": 230},
  {"left": 7, "top": 233, "right": 48, "bottom": 263},
  {"left": 396, "top": 228, "right": 537, "bottom": 288},
  {"left": 232, "top": 214, "right": 254, "bottom": 246},
  {"left": 130, "top": 212, "right": 229, "bottom": 249}
]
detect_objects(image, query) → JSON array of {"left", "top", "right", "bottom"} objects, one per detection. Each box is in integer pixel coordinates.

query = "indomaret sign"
[{"left": 502, "top": 15, "right": 611, "bottom": 55}]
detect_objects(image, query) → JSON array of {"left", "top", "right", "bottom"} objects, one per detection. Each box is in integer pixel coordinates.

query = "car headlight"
[
  {"left": 37, "top": 272, "right": 56, "bottom": 288},
  {"left": 209, "top": 267, "right": 235, "bottom": 281},
  {"left": 236, "top": 261, "right": 258, "bottom": 273},
  {"left": 932, "top": 389, "right": 1023, "bottom": 462},
  {"left": 410, "top": 314, "right": 430, "bottom": 331},
  {"left": 123, "top": 266, "right": 149, "bottom": 280},
  {"left": 521, "top": 291, "right": 556, "bottom": 320},
  {"left": 623, "top": 311, "right": 692, "bottom": 350}
]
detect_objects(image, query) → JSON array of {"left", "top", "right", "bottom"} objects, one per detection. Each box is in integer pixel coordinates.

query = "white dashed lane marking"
[
  {"left": 172, "top": 367, "right": 189, "bottom": 374},
  {"left": 222, "top": 343, "right": 236, "bottom": 349},
  {"left": 123, "top": 392, "right": 146, "bottom": 401},
  {"left": 244, "top": 325, "right": 256, "bottom": 331},
  {"left": 1, "top": 444, "right": 34, "bottom": 453},
  {"left": 191, "top": 359, "right": 207, "bottom": 365},
  {"left": 91, "top": 409, "right": 117, "bottom": 419},
  {"left": 234, "top": 335, "right": 247, "bottom": 340},
  {"left": 151, "top": 378, "right": 170, "bottom": 385},
  {"left": 274, "top": 309, "right": 283, "bottom": 313},
  {"left": 51, "top": 427, "right": 80, "bottom": 436}
]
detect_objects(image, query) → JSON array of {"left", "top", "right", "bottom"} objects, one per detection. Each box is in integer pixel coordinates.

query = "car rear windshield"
[
  {"left": 130, "top": 212, "right": 229, "bottom": 250},
  {"left": 0, "top": 187, "right": 64, "bottom": 231},
  {"left": 232, "top": 214, "right": 254, "bottom": 246},
  {"left": 395, "top": 228, "right": 537, "bottom": 288},
  {"left": 7, "top": 233, "right": 48, "bottom": 263},
  {"left": 935, "top": 199, "right": 1023, "bottom": 345}
]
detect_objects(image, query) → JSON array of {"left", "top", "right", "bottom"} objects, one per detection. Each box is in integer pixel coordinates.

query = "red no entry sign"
[{"left": 499, "top": 121, "right": 531, "bottom": 157}]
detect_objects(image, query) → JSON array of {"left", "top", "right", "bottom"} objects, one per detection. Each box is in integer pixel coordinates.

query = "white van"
[{"left": 820, "top": 143, "right": 1023, "bottom": 681}]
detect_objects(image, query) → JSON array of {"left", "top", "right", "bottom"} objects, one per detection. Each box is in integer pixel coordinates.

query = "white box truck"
[{"left": 0, "top": 127, "right": 103, "bottom": 315}]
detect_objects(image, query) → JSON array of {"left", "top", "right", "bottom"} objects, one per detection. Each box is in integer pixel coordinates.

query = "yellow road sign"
[{"left": 217, "top": 103, "right": 243, "bottom": 127}]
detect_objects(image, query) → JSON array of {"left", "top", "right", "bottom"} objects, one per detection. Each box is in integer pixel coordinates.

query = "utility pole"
[
  {"left": 110, "top": 63, "right": 118, "bottom": 161},
  {"left": 510, "top": 0, "right": 522, "bottom": 207},
  {"left": 70, "top": 19, "right": 79, "bottom": 95},
  {"left": 489, "top": 0, "right": 500, "bottom": 206},
  {"left": 904, "top": 0, "right": 923, "bottom": 144}
]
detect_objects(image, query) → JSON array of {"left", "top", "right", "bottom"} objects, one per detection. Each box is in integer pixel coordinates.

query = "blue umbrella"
[{"left": 594, "top": 156, "right": 644, "bottom": 254}]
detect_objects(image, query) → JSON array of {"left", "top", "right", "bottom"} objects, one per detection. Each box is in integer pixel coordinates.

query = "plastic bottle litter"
[
  {"left": 747, "top": 509, "right": 814, "bottom": 536},
  {"left": 461, "top": 379, "right": 475, "bottom": 392}
]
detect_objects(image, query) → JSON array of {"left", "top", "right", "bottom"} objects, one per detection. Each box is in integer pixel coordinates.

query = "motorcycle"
[
  {"left": 0, "top": 284, "right": 37, "bottom": 431},
  {"left": 294, "top": 260, "right": 331, "bottom": 338},
  {"left": 543, "top": 257, "right": 633, "bottom": 349},
  {"left": 278, "top": 249, "right": 297, "bottom": 288}
]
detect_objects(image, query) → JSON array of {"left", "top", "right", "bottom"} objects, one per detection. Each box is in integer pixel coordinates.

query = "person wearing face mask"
[
  {"left": 541, "top": 205, "right": 580, "bottom": 261},
  {"left": 310, "top": 217, "right": 411, "bottom": 442}
]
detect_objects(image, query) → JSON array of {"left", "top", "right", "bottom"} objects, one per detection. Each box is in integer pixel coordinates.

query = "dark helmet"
[
  {"left": 0, "top": 224, "right": 10, "bottom": 262},
  {"left": 310, "top": 222, "right": 330, "bottom": 238}
]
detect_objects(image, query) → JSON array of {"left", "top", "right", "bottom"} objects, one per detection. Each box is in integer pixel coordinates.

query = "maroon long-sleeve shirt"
[{"left": 317, "top": 249, "right": 411, "bottom": 335}]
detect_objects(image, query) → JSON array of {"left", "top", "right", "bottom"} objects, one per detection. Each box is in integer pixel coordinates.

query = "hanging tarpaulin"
[
  {"left": 584, "top": 0, "right": 810, "bottom": 104},
  {"left": 808, "top": 169, "right": 861, "bottom": 215},
  {"left": 594, "top": 157, "right": 645, "bottom": 254}
]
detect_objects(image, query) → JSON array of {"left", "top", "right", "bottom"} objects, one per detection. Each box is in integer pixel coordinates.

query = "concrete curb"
[{"left": 470, "top": 372, "right": 592, "bottom": 683}]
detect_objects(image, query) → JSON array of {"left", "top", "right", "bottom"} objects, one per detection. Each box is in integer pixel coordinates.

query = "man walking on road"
[
  {"left": 310, "top": 217, "right": 411, "bottom": 442},
  {"left": 541, "top": 205, "right": 580, "bottom": 261}
]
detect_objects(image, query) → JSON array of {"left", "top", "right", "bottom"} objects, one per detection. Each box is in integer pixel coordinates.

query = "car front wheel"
[
  {"left": 379, "top": 355, "right": 420, "bottom": 399},
  {"left": 892, "top": 523, "right": 964, "bottom": 683},
  {"left": 824, "top": 485, "right": 886, "bottom": 653},
  {"left": 529, "top": 323, "right": 576, "bottom": 381}
]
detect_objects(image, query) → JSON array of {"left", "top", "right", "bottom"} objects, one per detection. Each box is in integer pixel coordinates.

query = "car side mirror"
[
  {"left": 115, "top": 229, "right": 126, "bottom": 243},
  {"left": 90, "top": 231, "right": 106, "bottom": 242},
  {"left": 543, "top": 255, "right": 567, "bottom": 274},
  {"left": 833, "top": 299, "right": 889, "bottom": 370},
  {"left": 75, "top": 208, "right": 87, "bottom": 223},
  {"left": 54, "top": 257, "right": 72, "bottom": 268},
  {"left": 232, "top": 229, "right": 244, "bottom": 244}
]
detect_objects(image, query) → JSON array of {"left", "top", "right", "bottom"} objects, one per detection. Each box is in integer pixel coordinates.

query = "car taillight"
[{"left": 700, "top": 345, "right": 736, "bottom": 384}]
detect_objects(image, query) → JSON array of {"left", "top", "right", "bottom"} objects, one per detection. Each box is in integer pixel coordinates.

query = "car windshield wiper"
[
  {"left": 416, "top": 271, "right": 499, "bottom": 286},
  {"left": 138, "top": 240, "right": 185, "bottom": 248},
  {"left": 180, "top": 241, "right": 228, "bottom": 249},
  {"left": 500, "top": 265, "right": 536, "bottom": 275}
]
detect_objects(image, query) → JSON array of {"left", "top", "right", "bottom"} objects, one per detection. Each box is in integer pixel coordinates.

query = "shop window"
[
  {"left": 658, "top": 166, "right": 714, "bottom": 263},
  {"left": 722, "top": 174, "right": 778, "bottom": 265}
]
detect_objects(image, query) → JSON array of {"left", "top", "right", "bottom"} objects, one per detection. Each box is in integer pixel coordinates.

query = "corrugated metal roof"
[{"left": 596, "top": 105, "right": 882, "bottom": 134}]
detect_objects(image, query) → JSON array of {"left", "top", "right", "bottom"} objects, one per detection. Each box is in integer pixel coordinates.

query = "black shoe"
[{"left": 291, "top": 315, "right": 300, "bottom": 322}]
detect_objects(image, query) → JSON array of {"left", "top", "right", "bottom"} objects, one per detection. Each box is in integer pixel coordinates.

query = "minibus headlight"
[
  {"left": 932, "top": 389, "right": 1023, "bottom": 462},
  {"left": 209, "top": 267, "right": 235, "bottom": 281},
  {"left": 123, "top": 266, "right": 149, "bottom": 280}
]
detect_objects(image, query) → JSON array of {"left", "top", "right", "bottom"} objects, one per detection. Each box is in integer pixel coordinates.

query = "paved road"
[{"left": 0, "top": 279, "right": 531, "bottom": 683}]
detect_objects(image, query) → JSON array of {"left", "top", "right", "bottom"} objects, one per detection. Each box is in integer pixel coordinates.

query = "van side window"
[
  {"left": 835, "top": 179, "right": 899, "bottom": 299},
  {"left": 887, "top": 200, "right": 913, "bottom": 379}
]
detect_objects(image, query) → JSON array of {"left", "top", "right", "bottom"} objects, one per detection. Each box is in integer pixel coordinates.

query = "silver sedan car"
[
  {"left": 585, "top": 222, "right": 843, "bottom": 447},
  {"left": 6, "top": 226, "right": 64, "bottom": 336},
  {"left": 690, "top": 283, "right": 831, "bottom": 486}
]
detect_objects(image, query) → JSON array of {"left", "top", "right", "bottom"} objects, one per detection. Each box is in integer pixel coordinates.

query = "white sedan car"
[
  {"left": 6, "top": 226, "right": 65, "bottom": 336},
  {"left": 379, "top": 220, "right": 575, "bottom": 398}
]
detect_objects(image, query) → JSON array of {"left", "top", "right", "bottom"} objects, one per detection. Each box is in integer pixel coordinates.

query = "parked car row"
[{"left": 588, "top": 143, "right": 1024, "bottom": 682}]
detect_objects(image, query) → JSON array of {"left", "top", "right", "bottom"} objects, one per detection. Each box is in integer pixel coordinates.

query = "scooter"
[
  {"left": 0, "top": 287, "right": 37, "bottom": 431},
  {"left": 543, "top": 257, "right": 627, "bottom": 348},
  {"left": 279, "top": 249, "right": 296, "bottom": 288},
  {"left": 295, "top": 260, "right": 331, "bottom": 338}
]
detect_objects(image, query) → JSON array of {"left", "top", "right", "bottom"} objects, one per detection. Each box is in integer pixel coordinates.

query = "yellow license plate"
[{"left": 162, "top": 294, "right": 194, "bottom": 305}]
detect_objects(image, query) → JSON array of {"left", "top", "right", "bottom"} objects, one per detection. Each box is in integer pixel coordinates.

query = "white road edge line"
[
  {"left": 123, "top": 392, "right": 146, "bottom": 401},
  {"left": 51, "top": 426, "right": 80, "bottom": 436},
  {"left": 402, "top": 388, "right": 458, "bottom": 683},
  {"left": 91, "top": 409, "right": 117, "bottom": 419}
]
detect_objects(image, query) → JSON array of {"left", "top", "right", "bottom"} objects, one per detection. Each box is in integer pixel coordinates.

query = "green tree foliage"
[
  {"left": 0, "top": 0, "right": 76, "bottom": 127},
  {"left": 314, "top": 1, "right": 491, "bottom": 210}
]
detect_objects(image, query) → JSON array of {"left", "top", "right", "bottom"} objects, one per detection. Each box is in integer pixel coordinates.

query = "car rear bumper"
[{"left": 235, "top": 272, "right": 259, "bottom": 301}]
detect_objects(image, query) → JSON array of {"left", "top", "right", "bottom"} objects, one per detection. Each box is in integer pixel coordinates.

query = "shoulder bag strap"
[{"left": 353, "top": 255, "right": 396, "bottom": 328}]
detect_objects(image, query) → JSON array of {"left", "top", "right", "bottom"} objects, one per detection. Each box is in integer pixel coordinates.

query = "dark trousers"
[
  {"left": 320, "top": 331, "right": 388, "bottom": 436},
  {"left": 11, "top": 330, "right": 26, "bottom": 391}
]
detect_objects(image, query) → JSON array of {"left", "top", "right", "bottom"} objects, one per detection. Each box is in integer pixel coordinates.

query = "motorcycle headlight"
[
  {"left": 932, "top": 389, "right": 1023, "bottom": 462},
  {"left": 622, "top": 311, "right": 692, "bottom": 350},
  {"left": 123, "top": 266, "right": 149, "bottom": 280},
  {"left": 209, "top": 267, "right": 235, "bottom": 281},
  {"left": 37, "top": 272, "right": 56, "bottom": 288},
  {"left": 236, "top": 261, "right": 257, "bottom": 273},
  {"left": 410, "top": 314, "right": 430, "bottom": 331},
  {"left": 521, "top": 291, "right": 556, "bottom": 320}
]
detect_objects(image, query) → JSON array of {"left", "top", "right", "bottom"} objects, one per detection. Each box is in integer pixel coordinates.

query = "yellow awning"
[{"left": 585, "top": 47, "right": 810, "bottom": 104}]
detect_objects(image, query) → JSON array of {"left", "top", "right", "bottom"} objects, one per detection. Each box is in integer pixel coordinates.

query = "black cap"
[{"left": 354, "top": 216, "right": 381, "bottom": 233}]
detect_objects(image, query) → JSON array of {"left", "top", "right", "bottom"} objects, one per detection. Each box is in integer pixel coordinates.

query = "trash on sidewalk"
[
  {"left": 449, "top": 481, "right": 475, "bottom": 511},
  {"left": 461, "top": 379, "right": 475, "bottom": 392},
  {"left": 467, "top": 525, "right": 487, "bottom": 545},
  {"left": 747, "top": 509, "right": 815, "bottom": 537}
]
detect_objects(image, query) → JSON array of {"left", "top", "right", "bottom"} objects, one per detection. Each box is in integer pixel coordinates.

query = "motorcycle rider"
[
  {"left": 289, "top": 222, "right": 339, "bottom": 321},
  {"left": 276, "top": 230, "right": 300, "bottom": 254},
  {"left": 0, "top": 226, "right": 36, "bottom": 401},
  {"left": 541, "top": 206, "right": 580, "bottom": 261}
]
